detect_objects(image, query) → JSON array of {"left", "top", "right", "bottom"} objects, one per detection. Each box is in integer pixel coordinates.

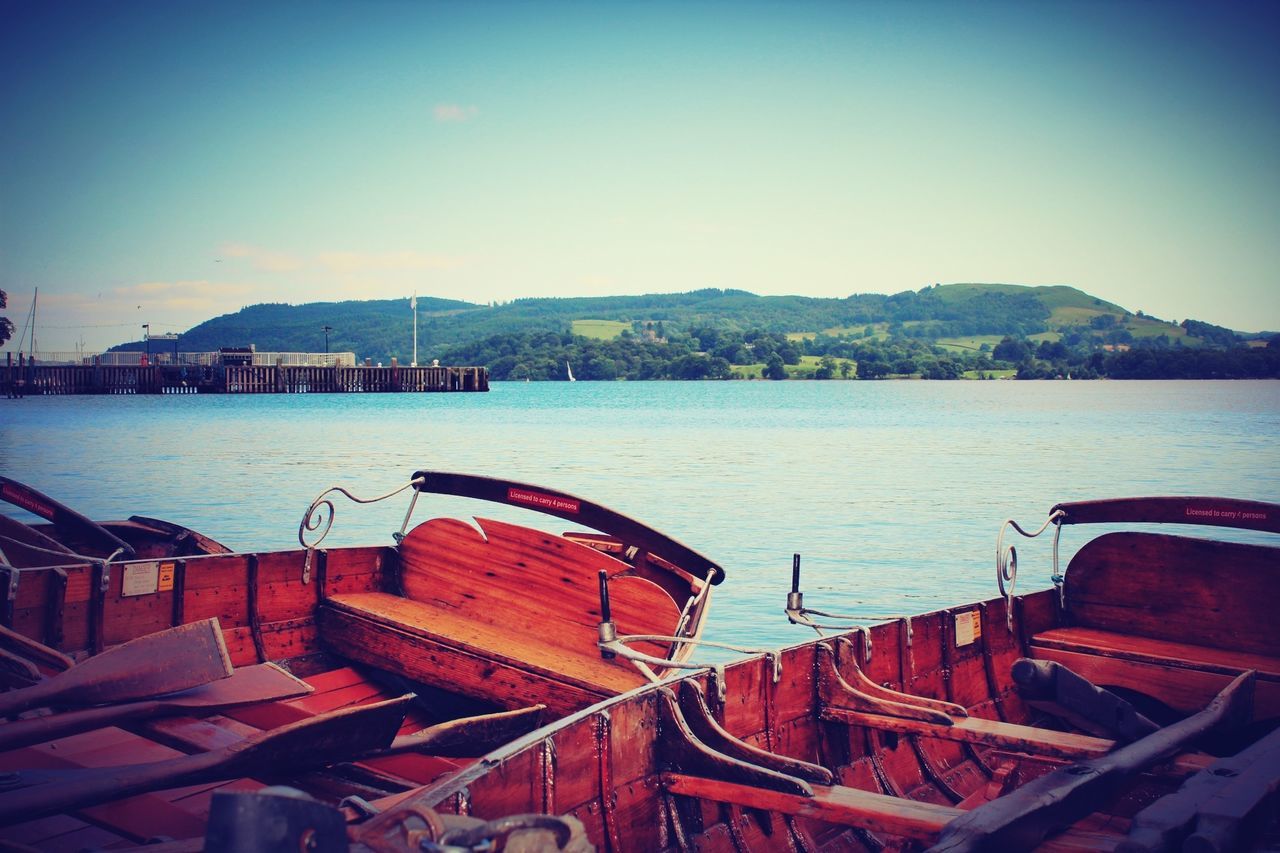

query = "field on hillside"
[
  {"left": 571, "top": 319, "right": 629, "bottom": 339},
  {"left": 787, "top": 324, "right": 883, "bottom": 342},
  {"left": 936, "top": 336, "right": 1001, "bottom": 352},
  {"left": 1050, "top": 305, "right": 1115, "bottom": 325},
  {"left": 731, "top": 355, "right": 857, "bottom": 379},
  {"left": 1128, "top": 317, "right": 1189, "bottom": 339}
]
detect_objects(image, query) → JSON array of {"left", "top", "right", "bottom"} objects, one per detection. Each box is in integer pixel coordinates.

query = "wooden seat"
[
  {"left": 319, "top": 516, "right": 681, "bottom": 717},
  {"left": 1030, "top": 531, "right": 1280, "bottom": 717},
  {"left": 1032, "top": 628, "right": 1280, "bottom": 681}
]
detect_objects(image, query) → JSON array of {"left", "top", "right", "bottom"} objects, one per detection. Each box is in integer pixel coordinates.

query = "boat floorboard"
[{"left": 0, "top": 663, "right": 466, "bottom": 850}]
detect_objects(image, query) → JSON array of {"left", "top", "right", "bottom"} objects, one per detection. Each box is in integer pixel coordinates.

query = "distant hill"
[{"left": 107, "top": 283, "right": 1235, "bottom": 362}]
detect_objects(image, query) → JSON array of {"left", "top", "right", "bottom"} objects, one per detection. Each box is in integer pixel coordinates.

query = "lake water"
[{"left": 2, "top": 381, "right": 1277, "bottom": 652}]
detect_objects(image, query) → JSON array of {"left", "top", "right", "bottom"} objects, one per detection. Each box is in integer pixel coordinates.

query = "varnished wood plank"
[
  {"left": 0, "top": 663, "right": 310, "bottom": 752},
  {"left": 1, "top": 731, "right": 216, "bottom": 843},
  {"left": 664, "top": 772, "right": 958, "bottom": 842},
  {"left": 1063, "top": 533, "right": 1279, "bottom": 658},
  {"left": 399, "top": 516, "right": 681, "bottom": 659},
  {"left": 0, "top": 619, "right": 232, "bottom": 717},
  {"left": 1033, "top": 627, "right": 1280, "bottom": 679},
  {"left": 317, "top": 603, "right": 605, "bottom": 716},
  {"left": 820, "top": 707, "right": 1119, "bottom": 760},
  {"left": 1053, "top": 496, "right": 1279, "bottom": 534},
  {"left": 1031, "top": 646, "right": 1280, "bottom": 718},
  {"left": 0, "top": 696, "right": 413, "bottom": 826},
  {"left": 323, "top": 592, "right": 651, "bottom": 693},
  {"left": 300, "top": 665, "right": 366, "bottom": 693},
  {"left": 927, "top": 672, "right": 1254, "bottom": 853}
]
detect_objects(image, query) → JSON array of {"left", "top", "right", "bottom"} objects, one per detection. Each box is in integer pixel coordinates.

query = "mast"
[{"left": 411, "top": 292, "right": 418, "bottom": 367}]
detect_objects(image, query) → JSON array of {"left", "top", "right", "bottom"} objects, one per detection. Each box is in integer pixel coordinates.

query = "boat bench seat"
[
  {"left": 1030, "top": 531, "right": 1280, "bottom": 717},
  {"left": 322, "top": 591, "right": 648, "bottom": 694},
  {"left": 316, "top": 515, "right": 682, "bottom": 716},
  {"left": 1031, "top": 628, "right": 1280, "bottom": 681},
  {"left": 1029, "top": 627, "right": 1280, "bottom": 718}
]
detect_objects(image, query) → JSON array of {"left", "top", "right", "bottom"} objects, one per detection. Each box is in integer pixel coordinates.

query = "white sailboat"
[{"left": 566, "top": 361, "right": 576, "bottom": 382}]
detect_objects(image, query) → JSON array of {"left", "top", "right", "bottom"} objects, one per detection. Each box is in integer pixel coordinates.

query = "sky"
[{"left": 2, "top": 1, "right": 1278, "bottom": 353}]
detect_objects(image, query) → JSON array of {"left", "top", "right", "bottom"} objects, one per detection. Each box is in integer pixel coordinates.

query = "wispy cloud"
[
  {"left": 433, "top": 103, "right": 479, "bottom": 123},
  {"left": 113, "top": 280, "right": 254, "bottom": 311},
  {"left": 219, "top": 242, "right": 304, "bottom": 272},
  {"left": 317, "top": 250, "right": 467, "bottom": 274}
]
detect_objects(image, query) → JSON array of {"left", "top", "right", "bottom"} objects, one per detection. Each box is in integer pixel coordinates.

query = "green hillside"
[{"left": 105, "top": 283, "right": 1258, "bottom": 369}]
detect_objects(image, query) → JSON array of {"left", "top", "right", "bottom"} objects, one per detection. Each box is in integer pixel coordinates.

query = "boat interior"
[
  {"left": 402, "top": 496, "right": 1280, "bottom": 852},
  {"left": 0, "top": 472, "right": 721, "bottom": 851}
]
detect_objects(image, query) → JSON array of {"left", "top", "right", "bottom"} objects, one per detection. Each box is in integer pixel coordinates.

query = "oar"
[
  {"left": 0, "top": 618, "right": 232, "bottom": 718},
  {"left": 371, "top": 703, "right": 548, "bottom": 758},
  {"left": 0, "top": 647, "right": 42, "bottom": 689},
  {"left": 0, "top": 663, "right": 313, "bottom": 752},
  {"left": 0, "top": 624, "right": 75, "bottom": 672},
  {"left": 927, "top": 670, "right": 1256, "bottom": 853},
  {"left": 0, "top": 476, "right": 135, "bottom": 560},
  {"left": 0, "top": 694, "right": 414, "bottom": 826}
]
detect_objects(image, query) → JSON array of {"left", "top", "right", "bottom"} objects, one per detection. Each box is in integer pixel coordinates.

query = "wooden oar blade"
[
  {"left": 380, "top": 703, "right": 547, "bottom": 758},
  {"left": 0, "top": 694, "right": 415, "bottom": 827},
  {"left": 221, "top": 693, "right": 415, "bottom": 778},
  {"left": 156, "top": 662, "right": 312, "bottom": 709},
  {"left": 71, "top": 618, "right": 235, "bottom": 706},
  {"left": 0, "top": 618, "right": 232, "bottom": 717},
  {"left": 0, "top": 663, "right": 313, "bottom": 752}
]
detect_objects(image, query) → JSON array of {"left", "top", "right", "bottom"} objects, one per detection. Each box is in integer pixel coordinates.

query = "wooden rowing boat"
[
  {"left": 0, "top": 476, "right": 232, "bottom": 568},
  {"left": 362, "top": 495, "right": 1278, "bottom": 852},
  {"left": 0, "top": 471, "right": 720, "bottom": 850}
]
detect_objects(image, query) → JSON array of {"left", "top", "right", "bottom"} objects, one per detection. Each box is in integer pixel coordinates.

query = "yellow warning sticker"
[
  {"left": 955, "top": 610, "right": 981, "bottom": 646},
  {"left": 158, "top": 562, "right": 175, "bottom": 592}
]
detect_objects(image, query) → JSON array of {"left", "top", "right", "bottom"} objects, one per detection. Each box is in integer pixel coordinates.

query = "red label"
[
  {"left": 507, "top": 487, "right": 581, "bottom": 514},
  {"left": 1, "top": 483, "right": 56, "bottom": 520},
  {"left": 1185, "top": 506, "right": 1268, "bottom": 522}
]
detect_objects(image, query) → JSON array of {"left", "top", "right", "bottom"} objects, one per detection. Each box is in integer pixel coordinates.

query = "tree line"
[{"left": 440, "top": 325, "right": 1280, "bottom": 381}]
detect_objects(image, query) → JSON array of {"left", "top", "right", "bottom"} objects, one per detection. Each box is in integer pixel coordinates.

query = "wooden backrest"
[
  {"left": 1063, "top": 531, "right": 1280, "bottom": 658},
  {"left": 398, "top": 517, "right": 681, "bottom": 653}
]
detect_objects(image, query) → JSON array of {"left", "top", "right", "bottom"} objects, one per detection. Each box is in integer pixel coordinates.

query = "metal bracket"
[
  {"left": 657, "top": 687, "right": 814, "bottom": 797},
  {"left": 0, "top": 567, "right": 18, "bottom": 628},
  {"left": 205, "top": 788, "right": 348, "bottom": 853},
  {"left": 676, "top": 680, "right": 833, "bottom": 785},
  {"left": 818, "top": 641, "right": 967, "bottom": 724},
  {"left": 784, "top": 555, "right": 913, "bottom": 659},
  {"left": 596, "top": 571, "right": 781, "bottom": 700}
]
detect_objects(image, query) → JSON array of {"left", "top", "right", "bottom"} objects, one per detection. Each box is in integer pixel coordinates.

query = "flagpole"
[{"left": 411, "top": 292, "right": 418, "bottom": 367}]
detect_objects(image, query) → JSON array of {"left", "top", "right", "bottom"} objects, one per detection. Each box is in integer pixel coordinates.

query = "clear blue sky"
[{"left": 2, "top": 0, "right": 1277, "bottom": 351}]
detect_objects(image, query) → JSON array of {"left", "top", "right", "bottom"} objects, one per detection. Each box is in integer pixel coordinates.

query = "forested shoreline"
[{"left": 440, "top": 327, "right": 1280, "bottom": 381}]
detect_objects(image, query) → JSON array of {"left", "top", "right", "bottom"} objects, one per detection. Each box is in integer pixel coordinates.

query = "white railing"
[{"left": 9, "top": 351, "right": 358, "bottom": 367}]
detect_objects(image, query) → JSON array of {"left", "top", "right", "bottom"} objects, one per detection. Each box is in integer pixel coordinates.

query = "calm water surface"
[{"left": 2, "top": 381, "right": 1277, "bottom": 651}]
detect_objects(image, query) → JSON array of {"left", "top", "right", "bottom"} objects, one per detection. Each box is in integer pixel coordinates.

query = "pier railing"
[{"left": 2, "top": 355, "right": 488, "bottom": 396}]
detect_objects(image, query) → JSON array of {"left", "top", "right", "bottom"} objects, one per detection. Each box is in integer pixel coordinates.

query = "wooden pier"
[{"left": 3, "top": 356, "right": 488, "bottom": 396}]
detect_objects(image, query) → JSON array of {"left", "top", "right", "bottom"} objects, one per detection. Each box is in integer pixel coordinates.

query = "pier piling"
[{"left": 0, "top": 361, "right": 488, "bottom": 396}]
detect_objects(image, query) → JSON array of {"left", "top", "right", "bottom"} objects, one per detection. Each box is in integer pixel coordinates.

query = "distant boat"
[{"left": 566, "top": 362, "right": 576, "bottom": 382}]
